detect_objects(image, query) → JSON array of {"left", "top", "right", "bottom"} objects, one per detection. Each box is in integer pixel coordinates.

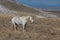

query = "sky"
[{"left": 16, "top": 0, "right": 60, "bottom": 9}]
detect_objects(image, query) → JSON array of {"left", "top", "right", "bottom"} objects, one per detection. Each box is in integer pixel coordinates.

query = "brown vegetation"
[{"left": 0, "top": 14, "right": 60, "bottom": 40}]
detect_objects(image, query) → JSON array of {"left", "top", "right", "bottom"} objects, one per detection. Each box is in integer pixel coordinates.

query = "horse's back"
[
  {"left": 11, "top": 16, "right": 32, "bottom": 24},
  {"left": 12, "top": 16, "right": 22, "bottom": 24}
]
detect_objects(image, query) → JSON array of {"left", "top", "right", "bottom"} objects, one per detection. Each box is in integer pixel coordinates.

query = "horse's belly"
[
  {"left": 15, "top": 19, "right": 22, "bottom": 24},
  {"left": 16, "top": 21, "right": 21, "bottom": 24}
]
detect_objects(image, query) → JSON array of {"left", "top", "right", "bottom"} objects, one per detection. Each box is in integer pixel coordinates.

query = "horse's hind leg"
[
  {"left": 13, "top": 23, "right": 18, "bottom": 31},
  {"left": 15, "top": 23, "right": 18, "bottom": 30}
]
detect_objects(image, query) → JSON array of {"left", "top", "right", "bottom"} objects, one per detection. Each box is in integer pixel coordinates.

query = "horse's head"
[
  {"left": 29, "top": 16, "right": 34, "bottom": 23},
  {"left": 23, "top": 16, "right": 34, "bottom": 23}
]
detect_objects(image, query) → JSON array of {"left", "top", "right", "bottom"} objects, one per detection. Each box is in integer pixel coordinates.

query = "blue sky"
[{"left": 16, "top": 0, "right": 60, "bottom": 9}]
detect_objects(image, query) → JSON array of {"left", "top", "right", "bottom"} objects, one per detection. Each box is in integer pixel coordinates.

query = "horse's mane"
[{"left": 20, "top": 16, "right": 33, "bottom": 22}]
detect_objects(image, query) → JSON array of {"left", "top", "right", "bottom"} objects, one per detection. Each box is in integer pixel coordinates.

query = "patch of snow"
[
  {"left": 36, "top": 15, "right": 46, "bottom": 18},
  {"left": 43, "top": 14, "right": 57, "bottom": 18},
  {"left": 0, "top": 5, "right": 18, "bottom": 14}
]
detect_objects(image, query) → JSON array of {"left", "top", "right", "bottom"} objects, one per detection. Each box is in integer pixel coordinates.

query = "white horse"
[{"left": 11, "top": 16, "right": 34, "bottom": 32}]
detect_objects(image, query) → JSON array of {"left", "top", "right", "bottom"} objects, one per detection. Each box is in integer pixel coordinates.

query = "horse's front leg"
[
  {"left": 22, "top": 23, "right": 27, "bottom": 32},
  {"left": 23, "top": 25, "right": 25, "bottom": 32}
]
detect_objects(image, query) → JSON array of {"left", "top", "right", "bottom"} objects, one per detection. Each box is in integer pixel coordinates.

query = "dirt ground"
[{"left": 0, "top": 14, "right": 60, "bottom": 40}]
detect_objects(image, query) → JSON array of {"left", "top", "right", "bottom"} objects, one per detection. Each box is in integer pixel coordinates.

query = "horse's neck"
[
  {"left": 26, "top": 16, "right": 32, "bottom": 22},
  {"left": 20, "top": 16, "right": 31, "bottom": 21}
]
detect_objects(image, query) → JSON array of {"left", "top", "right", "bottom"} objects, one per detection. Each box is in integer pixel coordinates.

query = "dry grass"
[{"left": 0, "top": 14, "right": 60, "bottom": 40}]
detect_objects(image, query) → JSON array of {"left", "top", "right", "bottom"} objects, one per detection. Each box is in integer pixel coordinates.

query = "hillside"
[
  {"left": 0, "top": 0, "right": 40, "bottom": 14},
  {"left": 0, "top": 14, "right": 60, "bottom": 40},
  {"left": 0, "top": 0, "right": 60, "bottom": 40},
  {"left": 0, "top": 0, "right": 60, "bottom": 18}
]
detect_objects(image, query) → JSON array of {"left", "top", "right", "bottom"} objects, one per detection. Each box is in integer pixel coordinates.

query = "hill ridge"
[{"left": 0, "top": 0, "right": 40, "bottom": 14}]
